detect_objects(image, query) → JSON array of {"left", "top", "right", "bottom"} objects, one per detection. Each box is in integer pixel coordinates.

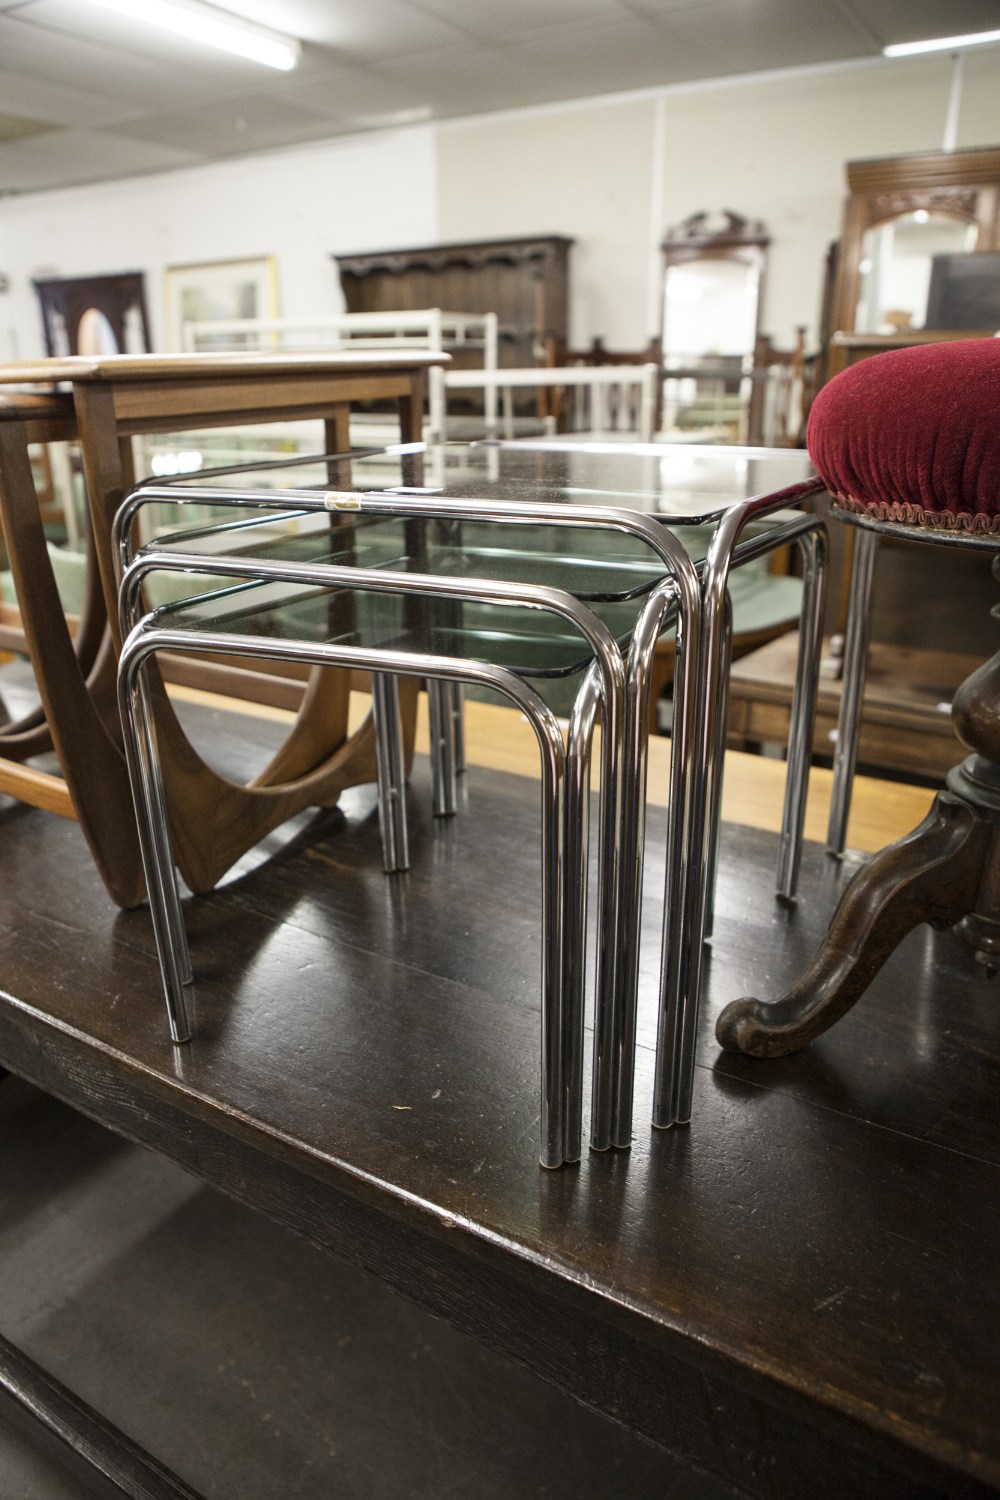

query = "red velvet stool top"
[{"left": 807, "top": 339, "right": 1000, "bottom": 535}]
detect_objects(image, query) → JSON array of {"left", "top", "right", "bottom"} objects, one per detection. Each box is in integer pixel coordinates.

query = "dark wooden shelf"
[
  {"left": 728, "top": 632, "right": 981, "bottom": 782},
  {"left": 334, "top": 235, "right": 572, "bottom": 372},
  {"left": 0, "top": 706, "right": 997, "bottom": 1497}
]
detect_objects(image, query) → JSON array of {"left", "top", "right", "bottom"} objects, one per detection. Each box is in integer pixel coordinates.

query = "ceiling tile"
[
  {"left": 507, "top": 14, "right": 722, "bottom": 93},
  {"left": 0, "top": 12, "right": 229, "bottom": 103},
  {"left": 0, "top": 63, "right": 142, "bottom": 127},
  {"left": 407, "top": 0, "right": 629, "bottom": 43},
  {"left": 0, "top": 110, "right": 58, "bottom": 143},
  {"left": 211, "top": 0, "right": 467, "bottom": 50},
  {"left": 278, "top": 66, "right": 435, "bottom": 123},
  {"left": 852, "top": 0, "right": 1000, "bottom": 47},
  {"left": 0, "top": 128, "right": 199, "bottom": 192},
  {"left": 235, "top": 0, "right": 475, "bottom": 62},
  {"left": 372, "top": 45, "right": 589, "bottom": 117},
  {"left": 645, "top": 0, "right": 878, "bottom": 72},
  {"left": 117, "top": 94, "right": 344, "bottom": 155}
]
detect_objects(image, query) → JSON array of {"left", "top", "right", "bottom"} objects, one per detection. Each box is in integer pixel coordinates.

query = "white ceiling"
[{"left": 0, "top": 0, "right": 997, "bottom": 194}]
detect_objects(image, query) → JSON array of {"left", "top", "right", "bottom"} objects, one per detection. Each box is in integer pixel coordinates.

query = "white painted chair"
[
  {"left": 444, "top": 364, "right": 660, "bottom": 443},
  {"left": 183, "top": 309, "right": 499, "bottom": 445}
]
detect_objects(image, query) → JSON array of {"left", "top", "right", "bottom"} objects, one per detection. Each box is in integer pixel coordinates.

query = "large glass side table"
[{"left": 117, "top": 441, "right": 827, "bottom": 1155}]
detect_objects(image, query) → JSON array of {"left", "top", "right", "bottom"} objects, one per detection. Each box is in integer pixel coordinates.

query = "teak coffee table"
[{"left": 0, "top": 352, "right": 442, "bottom": 904}]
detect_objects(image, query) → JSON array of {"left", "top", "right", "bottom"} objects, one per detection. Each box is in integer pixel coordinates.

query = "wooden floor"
[
  {"left": 174, "top": 684, "right": 937, "bottom": 854},
  {"left": 0, "top": 694, "right": 994, "bottom": 1498}
]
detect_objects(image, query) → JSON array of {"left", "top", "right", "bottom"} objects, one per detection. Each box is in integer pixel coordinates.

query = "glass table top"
[
  {"left": 142, "top": 510, "right": 670, "bottom": 605},
  {"left": 150, "top": 578, "right": 620, "bottom": 681},
  {"left": 135, "top": 438, "right": 818, "bottom": 526},
  {"left": 128, "top": 439, "right": 819, "bottom": 606},
  {"left": 126, "top": 439, "right": 820, "bottom": 691}
]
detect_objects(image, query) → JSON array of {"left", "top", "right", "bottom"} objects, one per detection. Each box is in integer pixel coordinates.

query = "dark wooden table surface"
[{"left": 0, "top": 703, "right": 997, "bottom": 1498}]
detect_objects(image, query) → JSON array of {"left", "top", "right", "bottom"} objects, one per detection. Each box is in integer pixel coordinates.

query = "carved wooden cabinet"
[{"left": 334, "top": 236, "right": 572, "bottom": 369}]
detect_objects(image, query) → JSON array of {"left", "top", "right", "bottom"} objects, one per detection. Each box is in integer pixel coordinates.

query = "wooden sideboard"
[
  {"left": 334, "top": 235, "right": 572, "bottom": 369},
  {"left": 728, "top": 632, "right": 981, "bottom": 784}
]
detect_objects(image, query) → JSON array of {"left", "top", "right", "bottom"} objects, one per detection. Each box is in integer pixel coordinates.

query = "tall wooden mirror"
[{"left": 658, "top": 211, "right": 768, "bottom": 441}]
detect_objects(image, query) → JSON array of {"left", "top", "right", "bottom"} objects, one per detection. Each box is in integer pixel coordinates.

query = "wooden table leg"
[
  {"left": 323, "top": 408, "right": 352, "bottom": 490},
  {"left": 71, "top": 382, "right": 128, "bottom": 644},
  {"left": 397, "top": 371, "right": 426, "bottom": 451},
  {"left": 69, "top": 383, "right": 415, "bottom": 897},
  {"left": 0, "top": 418, "right": 145, "bottom": 905}
]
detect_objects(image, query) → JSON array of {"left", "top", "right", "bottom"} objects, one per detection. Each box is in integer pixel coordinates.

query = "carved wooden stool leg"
[
  {"left": 718, "top": 582, "right": 1000, "bottom": 1059},
  {"left": 716, "top": 795, "right": 991, "bottom": 1057}
]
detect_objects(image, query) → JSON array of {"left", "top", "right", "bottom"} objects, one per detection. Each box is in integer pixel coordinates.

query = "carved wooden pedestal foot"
[{"left": 717, "top": 623, "right": 1000, "bottom": 1059}]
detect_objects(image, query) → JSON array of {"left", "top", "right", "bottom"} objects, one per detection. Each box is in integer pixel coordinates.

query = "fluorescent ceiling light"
[
  {"left": 884, "top": 28, "right": 1000, "bottom": 57},
  {"left": 80, "top": 0, "right": 300, "bottom": 70}
]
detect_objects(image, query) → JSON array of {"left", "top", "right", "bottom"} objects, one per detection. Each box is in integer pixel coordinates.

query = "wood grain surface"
[{"left": 0, "top": 696, "right": 991, "bottom": 1497}]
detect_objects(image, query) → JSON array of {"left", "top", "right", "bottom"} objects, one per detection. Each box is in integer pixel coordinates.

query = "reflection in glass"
[{"left": 856, "top": 212, "right": 978, "bottom": 334}]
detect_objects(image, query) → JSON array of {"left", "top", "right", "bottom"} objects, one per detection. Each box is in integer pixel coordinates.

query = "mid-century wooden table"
[
  {"left": 0, "top": 697, "right": 993, "bottom": 1499},
  {"left": 0, "top": 353, "right": 442, "bottom": 906},
  {"left": 0, "top": 351, "right": 439, "bottom": 638}
]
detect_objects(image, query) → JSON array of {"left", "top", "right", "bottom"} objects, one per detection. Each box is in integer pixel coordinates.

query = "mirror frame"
[
  {"left": 32, "top": 271, "right": 152, "bottom": 357},
  {"left": 659, "top": 210, "right": 769, "bottom": 368},
  {"left": 828, "top": 147, "right": 1000, "bottom": 377}
]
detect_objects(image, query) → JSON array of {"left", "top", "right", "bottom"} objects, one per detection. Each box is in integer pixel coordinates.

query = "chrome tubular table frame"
[
  {"left": 650, "top": 486, "right": 827, "bottom": 1131},
  {"left": 115, "top": 444, "right": 468, "bottom": 846},
  {"left": 119, "top": 554, "right": 629, "bottom": 1169},
  {"left": 117, "top": 466, "right": 828, "bottom": 1148},
  {"left": 116, "top": 479, "right": 704, "bottom": 1150}
]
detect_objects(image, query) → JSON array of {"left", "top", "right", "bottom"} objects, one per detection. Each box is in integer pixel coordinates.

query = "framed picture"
[{"left": 163, "top": 255, "right": 278, "bottom": 351}]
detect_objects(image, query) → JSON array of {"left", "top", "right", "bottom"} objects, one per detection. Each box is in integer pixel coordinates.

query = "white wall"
[
  {"left": 658, "top": 50, "right": 1000, "bottom": 347},
  {"left": 436, "top": 97, "right": 658, "bottom": 348},
  {"left": 1, "top": 48, "right": 998, "bottom": 363},
  {"left": 433, "top": 49, "right": 1000, "bottom": 351},
  {"left": 0, "top": 126, "right": 437, "bottom": 361}
]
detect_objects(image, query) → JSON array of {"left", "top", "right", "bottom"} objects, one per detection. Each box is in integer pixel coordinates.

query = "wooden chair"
[
  {"left": 547, "top": 336, "right": 664, "bottom": 434},
  {"left": 747, "top": 329, "right": 821, "bottom": 447}
]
